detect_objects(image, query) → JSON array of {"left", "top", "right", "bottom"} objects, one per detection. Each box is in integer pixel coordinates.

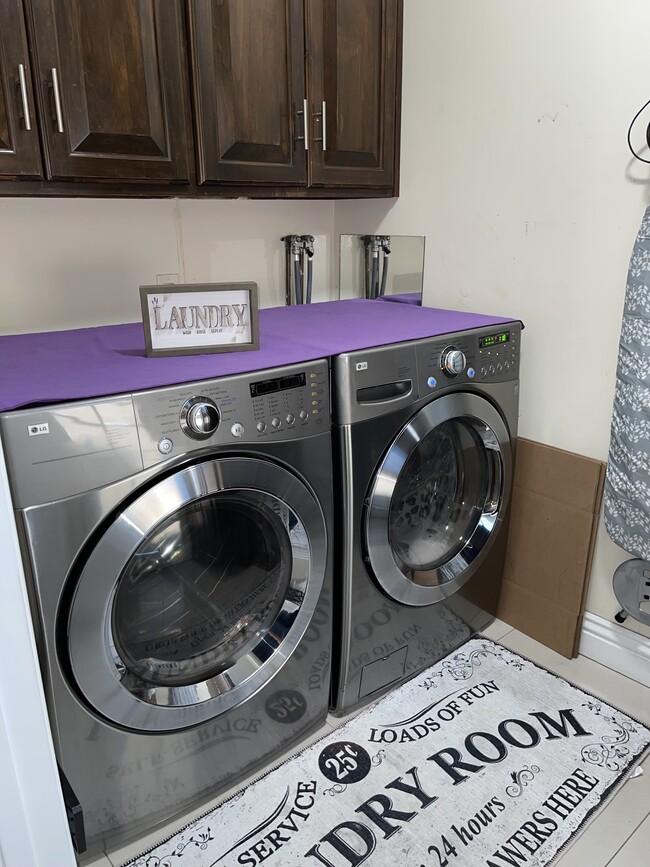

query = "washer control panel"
[
  {"left": 475, "top": 326, "right": 520, "bottom": 380},
  {"left": 133, "top": 358, "right": 330, "bottom": 467},
  {"left": 417, "top": 323, "right": 521, "bottom": 393}
]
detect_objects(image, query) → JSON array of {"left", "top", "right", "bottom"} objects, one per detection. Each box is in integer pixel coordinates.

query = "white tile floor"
[{"left": 84, "top": 620, "right": 650, "bottom": 867}]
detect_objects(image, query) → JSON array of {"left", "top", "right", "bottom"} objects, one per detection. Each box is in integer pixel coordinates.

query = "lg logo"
[{"left": 28, "top": 423, "right": 49, "bottom": 436}]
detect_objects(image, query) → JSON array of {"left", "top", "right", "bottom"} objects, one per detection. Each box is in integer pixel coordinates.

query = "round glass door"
[
  {"left": 364, "top": 392, "right": 512, "bottom": 606},
  {"left": 111, "top": 492, "right": 293, "bottom": 689},
  {"left": 67, "top": 457, "right": 327, "bottom": 732}
]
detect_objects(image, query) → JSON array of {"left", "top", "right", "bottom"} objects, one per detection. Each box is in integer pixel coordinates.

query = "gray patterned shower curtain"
[{"left": 604, "top": 203, "right": 650, "bottom": 557}]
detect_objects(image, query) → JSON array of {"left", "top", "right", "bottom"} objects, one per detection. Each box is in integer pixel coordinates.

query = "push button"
[
  {"left": 157, "top": 437, "right": 173, "bottom": 455},
  {"left": 231, "top": 423, "right": 244, "bottom": 438}
]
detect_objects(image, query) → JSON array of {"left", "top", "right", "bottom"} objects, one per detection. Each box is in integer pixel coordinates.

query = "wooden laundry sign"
[{"left": 139, "top": 282, "right": 259, "bottom": 357}]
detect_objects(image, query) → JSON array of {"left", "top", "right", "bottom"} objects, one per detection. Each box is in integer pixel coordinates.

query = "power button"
[{"left": 157, "top": 437, "right": 173, "bottom": 455}]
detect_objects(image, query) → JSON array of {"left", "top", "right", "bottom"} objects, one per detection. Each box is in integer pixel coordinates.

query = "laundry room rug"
[{"left": 122, "top": 638, "right": 650, "bottom": 867}]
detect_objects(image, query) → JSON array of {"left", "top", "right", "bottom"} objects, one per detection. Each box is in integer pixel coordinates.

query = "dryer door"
[
  {"left": 66, "top": 457, "right": 327, "bottom": 732},
  {"left": 364, "top": 392, "right": 512, "bottom": 606}
]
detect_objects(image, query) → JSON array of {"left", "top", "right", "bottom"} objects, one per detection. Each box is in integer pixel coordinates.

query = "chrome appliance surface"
[
  {"left": 331, "top": 324, "right": 521, "bottom": 715},
  {"left": 0, "top": 359, "right": 332, "bottom": 855}
]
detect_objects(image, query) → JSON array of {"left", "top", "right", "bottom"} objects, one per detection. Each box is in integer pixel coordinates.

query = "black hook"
[{"left": 627, "top": 97, "right": 650, "bottom": 164}]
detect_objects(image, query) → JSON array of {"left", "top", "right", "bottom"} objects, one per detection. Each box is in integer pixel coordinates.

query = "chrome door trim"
[
  {"left": 364, "top": 392, "right": 512, "bottom": 607},
  {"left": 67, "top": 457, "right": 327, "bottom": 732}
]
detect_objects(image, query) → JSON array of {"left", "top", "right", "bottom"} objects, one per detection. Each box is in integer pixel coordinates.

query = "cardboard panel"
[{"left": 497, "top": 438, "right": 606, "bottom": 658}]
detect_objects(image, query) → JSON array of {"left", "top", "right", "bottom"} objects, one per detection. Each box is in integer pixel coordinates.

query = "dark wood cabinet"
[
  {"left": 307, "top": 0, "right": 400, "bottom": 189},
  {"left": 27, "top": 0, "right": 192, "bottom": 182},
  {"left": 0, "top": 0, "right": 402, "bottom": 196},
  {"left": 189, "top": 0, "right": 402, "bottom": 194},
  {"left": 189, "top": 0, "right": 307, "bottom": 186},
  {"left": 0, "top": 0, "right": 42, "bottom": 178}
]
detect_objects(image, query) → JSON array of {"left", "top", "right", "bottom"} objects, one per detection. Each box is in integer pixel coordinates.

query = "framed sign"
[{"left": 139, "top": 282, "right": 259, "bottom": 358}]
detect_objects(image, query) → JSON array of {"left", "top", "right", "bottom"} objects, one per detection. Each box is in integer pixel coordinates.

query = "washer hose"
[{"left": 293, "top": 257, "right": 302, "bottom": 305}]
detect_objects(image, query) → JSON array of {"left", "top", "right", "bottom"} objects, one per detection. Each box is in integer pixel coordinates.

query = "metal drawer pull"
[
  {"left": 17, "top": 64, "right": 31, "bottom": 130},
  {"left": 51, "top": 67, "right": 64, "bottom": 133}
]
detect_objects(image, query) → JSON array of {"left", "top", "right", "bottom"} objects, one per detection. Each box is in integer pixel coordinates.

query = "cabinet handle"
[
  {"left": 313, "top": 100, "right": 327, "bottom": 152},
  {"left": 51, "top": 67, "right": 64, "bottom": 133},
  {"left": 17, "top": 64, "right": 31, "bottom": 131},
  {"left": 294, "top": 98, "right": 309, "bottom": 151}
]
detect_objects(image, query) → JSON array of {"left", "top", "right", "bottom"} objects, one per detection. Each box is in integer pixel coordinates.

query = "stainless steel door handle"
[
  {"left": 51, "top": 67, "right": 64, "bottom": 133},
  {"left": 17, "top": 64, "right": 31, "bottom": 131},
  {"left": 294, "top": 98, "right": 308, "bottom": 151},
  {"left": 485, "top": 447, "right": 503, "bottom": 515},
  {"left": 302, "top": 97, "right": 308, "bottom": 150}
]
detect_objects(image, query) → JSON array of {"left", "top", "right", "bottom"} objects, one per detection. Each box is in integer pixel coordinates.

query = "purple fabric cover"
[
  {"left": 0, "top": 299, "right": 519, "bottom": 411},
  {"left": 377, "top": 293, "right": 422, "bottom": 305}
]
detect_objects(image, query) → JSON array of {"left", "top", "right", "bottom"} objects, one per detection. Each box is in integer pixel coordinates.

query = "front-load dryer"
[
  {"left": 0, "top": 359, "right": 332, "bottom": 856},
  {"left": 331, "top": 323, "right": 521, "bottom": 716}
]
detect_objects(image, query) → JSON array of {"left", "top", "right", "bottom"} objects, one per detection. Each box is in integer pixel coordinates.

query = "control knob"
[
  {"left": 441, "top": 347, "right": 466, "bottom": 377},
  {"left": 180, "top": 396, "right": 220, "bottom": 440}
]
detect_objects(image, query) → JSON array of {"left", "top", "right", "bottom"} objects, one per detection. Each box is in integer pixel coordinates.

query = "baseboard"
[{"left": 579, "top": 611, "right": 650, "bottom": 689}]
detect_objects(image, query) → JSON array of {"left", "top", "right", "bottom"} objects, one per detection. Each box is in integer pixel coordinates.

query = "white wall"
[
  {"left": 334, "top": 0, "right": 650, "bottom": 638},
  {"left": 0, "top": 198, "right": 336, "bottom": 334}
]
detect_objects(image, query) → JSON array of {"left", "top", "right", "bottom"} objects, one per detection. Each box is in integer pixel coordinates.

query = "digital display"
[
  {"left": 250, "top": 373, "right": 306, "bottom": 398},
  {"left": 479, "top": 331, "right": 510, "bottom": 349}
]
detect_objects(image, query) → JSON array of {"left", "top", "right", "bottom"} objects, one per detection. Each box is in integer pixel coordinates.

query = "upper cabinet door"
[
  {"left": 0, "top": 0, "right": 42, "bottom": 177},
  {"left": 188, "top": 0, "right": 307, "bottom": 186},
  {"left": 307, "top": 0, "right": 401, "bottom": 190},
  {"left": 27, "top": 0, "right": 192, "bottom": 182}
]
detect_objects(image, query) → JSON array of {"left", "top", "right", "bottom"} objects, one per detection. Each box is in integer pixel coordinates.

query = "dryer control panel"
[
  {"left": 134, "top": 358, "right": 330, "bottom": 468},
  {"left": 0, "top": 360, "right": 330, "bottom": 505}
]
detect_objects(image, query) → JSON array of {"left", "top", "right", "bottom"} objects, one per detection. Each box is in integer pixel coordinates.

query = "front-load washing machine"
[
  {"left": 0, "top": 359, "right": 332, "bottom": 856},
  {"left": 331, "top": 323, "right": 521, "bottom": 715}
]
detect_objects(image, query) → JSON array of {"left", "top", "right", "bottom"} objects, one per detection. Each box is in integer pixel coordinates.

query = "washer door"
[
  {"left": 364, "top": 392, "right": 512, "bottom": 607},
  {"left": 67, "top": 457, "right": 327, "bottom": 732}
]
